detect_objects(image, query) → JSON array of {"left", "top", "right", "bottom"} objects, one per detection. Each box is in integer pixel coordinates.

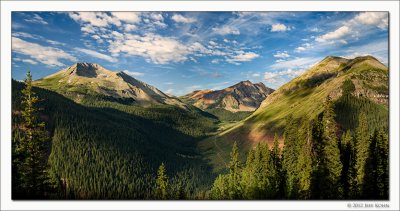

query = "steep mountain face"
[
  {"left": 182, "top": 80, "right": 274, "bottom": 112},
  {"left": 34, "top": 63, "right": 187, "bottom": 108},
  {"left": 199, "top": 55, "right": 389, "bottom": 172}
]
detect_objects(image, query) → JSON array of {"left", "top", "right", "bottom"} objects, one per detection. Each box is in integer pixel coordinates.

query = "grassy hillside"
[
  {"left": 12, "top": 80, "right": 218, "bottom": 199},
  {"left": 198, "top": 56, "right": 389, "bottom": 172}
]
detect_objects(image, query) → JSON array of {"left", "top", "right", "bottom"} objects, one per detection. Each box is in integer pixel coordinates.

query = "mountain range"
[
  {"left": 181, "top": 80, "right": 274, "bottom": 112},
  {"left": 12, "top": 55, "right": 389, "bottom": 198}
]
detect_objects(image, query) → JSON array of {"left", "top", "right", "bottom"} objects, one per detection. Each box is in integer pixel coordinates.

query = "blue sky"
[{"left": 12, "top": 12, "right": 388, "bottom": 96}]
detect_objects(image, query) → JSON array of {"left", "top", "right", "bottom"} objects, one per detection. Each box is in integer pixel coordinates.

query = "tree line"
[{"left": 208, "top": 98, "right": 388, "bottom": 200}]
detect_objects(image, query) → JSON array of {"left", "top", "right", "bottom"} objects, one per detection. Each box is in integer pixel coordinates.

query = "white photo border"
[{"left": 1, "top": 1, "right": 399, "bottom": 210}]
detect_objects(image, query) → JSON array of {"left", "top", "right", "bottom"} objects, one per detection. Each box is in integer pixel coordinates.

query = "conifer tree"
[
  {"left": 282, "top": 115, "right": 300, "bottom": 198},
  {"left": 354, "top": 112, "right": 369, "bottom": 198},
  {"left": 241, "top": 148, "right": 256, "bottom": 199},
  {"left": 311, "top": 98, "right": 343, "bottom": 199},
  {"left": 155, "top": 163, "right": 168, "bottom": 199},
  {"left": 228, "top": 142, "right": 242, "bottom": 199},
  {"left": 296, "top": 125, "right": 312, "bottom": 199},
  {"left": 210, "top": 174, "right": 229, "bottom": 199},
  {"left": 362, "top": 129, "right": 389, "bottom": 199},
  {"left": 340, "top": 130, "right": 353, "bottom": 198},
  {"left": 271, "top": 133, "right": 283, "bottom": 198},
  {"left": 13, "top": 71, "right": 50, "bottom": 198}
]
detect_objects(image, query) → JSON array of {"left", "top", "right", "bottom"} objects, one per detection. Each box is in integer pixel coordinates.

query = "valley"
[{"left": 12, "top": 55, "right": 389, "bottom": 200}]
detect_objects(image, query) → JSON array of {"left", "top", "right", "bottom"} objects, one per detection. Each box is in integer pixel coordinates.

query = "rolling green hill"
[{"left": 199, "top": 55, "right": 389, "bottom": 173}]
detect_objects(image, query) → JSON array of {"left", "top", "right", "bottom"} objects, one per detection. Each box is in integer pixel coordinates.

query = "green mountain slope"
[
  {"left": 199, "top": 55, "right": 389, "bottom": 173},
  {"left": 34, "top": 63, "right": 188, "bottom": 109}
]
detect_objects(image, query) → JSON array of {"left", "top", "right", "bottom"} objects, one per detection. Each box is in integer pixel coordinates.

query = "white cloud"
[
  {"left": 353, "top": 12, "right": 388, "bottom": 29},
  {"left": 81, "top": 24, "right": 97, "bottom": 34},
  {"left": 12, "top": 32, "right": 40, "bottom": 39},
  {"left": 108, "top": 33, "right": 190, "bottom": 64},
  {"left": 69, "top": 12, "right": 121, "bottom": 27},
  {"left": 75, "top": 47, "right": 117, "bottom": 62},
  {"left": 212, "top": 26, "right": 240, "bottom": 35},
  {"left": 273, "top": 51, "right": 290, "bottom": 58},
  {"left": 25, "top": 14, "right": 48, "bottom": 25},
  {"left": 227, "top": 52, "right": 260, "bottom": 64},
  {"left": 270, "top": 57, "right": 320, "bottom": 70},
  {"left": 165, "top": 89, "right": 174, "bottom": 94},
  {"left": 309, "top": 27, "right": 322, "bottom": 32},
  {"left": 315, "top": 26, "right": 351, "bottom": 43},
  {"left": 124, "top": 24, "right": 137, "bottom": 32},
  {"left": 271, "top": 23, "right": 290, "bottom": 32},
  {"left": 122, "top": 70, "right": 144, "bottom": 77},
  {"left": 295, "top": 47, "right": 306, "bottom": 52},
  {"left": 164, "top": 82, "right": 174, "bottom": 85},
  {"left": 14, "top": 58, "right": 38, "bottom": 65},
  {"left": 275, "top": 59, "right": 286, "bottom": 63},
  {"left": 171, "top": 14, "right": 195, "bottom": 23},
  {"left": 47, "top": 40, "right": 65, "bottom": 46},
  {"left": 111, "top": 12, "right": 141, "bottom": 24},
  {"left": 264, "top": 69, "right": 305, "bottom": 83},
  {"left": 252, "top": 73, "right": 261, "bottom": 77},
  {"left": 211, "top": 59, "right": 220, "bottom": 64},
  {"left": 12, "top": 37, "right": 77, "bottom": 67}
]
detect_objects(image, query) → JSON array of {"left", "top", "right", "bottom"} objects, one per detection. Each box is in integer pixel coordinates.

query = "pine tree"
[
  {"left": 362, "top": 129, "right": 389, "bottom": 199},
  {"left": 13, "top": 71, "right": 50, "bottom": 199},
  {"left": 354, "top": 112, "right": 369, "bottom": 198},
  {"left": 339, "top": 130, "right": 353, "bottom": 198},
  {"left": 210, "top": 174, "right": 229, "bottom": 199},
  {"left": 228, "top": 142, "right": 242, "bottom": 199},
  {"left": 282, "top": 115, "right": 300, "bottom": 198},
  {"left": 241, "top": 148, "right": 256, "bottom": 199},
  {"left": 311, "top": 98, "right": 343, "bottom": 199},
  {"left": 155, "top": 163, "right": 168, "bottom": 199},
  {"left": 296, "top": 124, "right": 312, "bottom": 199},
  {"left": 271, "top": 133, "right": 283, "bottom": 198}
]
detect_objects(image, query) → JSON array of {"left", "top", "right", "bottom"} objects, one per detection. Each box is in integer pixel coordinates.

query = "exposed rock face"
[
  {"left": 182, "top": 80, "right": 274, "bottom": 112},
  {"left": 34, "top": 63, "right": 187, "bottom": 108}
]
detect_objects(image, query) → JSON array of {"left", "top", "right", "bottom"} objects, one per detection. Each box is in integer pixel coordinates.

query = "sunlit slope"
[{"left": 199, "top": 55, "right": 389, "bottom": 173}]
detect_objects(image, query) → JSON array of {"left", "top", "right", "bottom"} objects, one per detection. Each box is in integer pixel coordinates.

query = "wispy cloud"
[
  {"left": 264, "top": 69, "right": 305, "bottom": 83},
  {"left": 273, "top": 51, "right": 290, "bottom": 58},
  {"left": 269, "top": 57, "right": 321, "bottom": 70},
  {"left": 122, "top": 70, "right": 144, "bottom": 77},
  {"left": 271, "top": 23, "right": 291, "bottom": 32},
  {"left": 75, "top": 47, "right": 117, "bottom": 63},
  {"left": 12, "top": 37, "right": 77, "bottom": 67},
  {"left": 212, "top": 25, "right": 240, "bottom": 35},
  {"left": 171, "top": 14, "right": 195, "bottom": 23},
  {"left": 25, "top": 14, "right": 48, "bottom": 25}
]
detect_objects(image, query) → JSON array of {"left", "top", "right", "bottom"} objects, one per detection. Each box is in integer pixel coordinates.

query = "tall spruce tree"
[
  {"left": 282, "top": 115, "right": 300, "bottom": 198},
  {"left": 354, "top": 112, "right": 369, "bottom": 198},
  {"left": 241, "top": 148, "right": 256, "bottom": 199},
  {"left": 271, "top": 133, "right": 283, "bottom": 198},
  {"left": 311, "top": 98, "right": 343, "bottom": 199},
  {"left": 228, "top": 142, "right": 242, "bottom": 199},
  {"left": 340, "top": 130, "right": 353, "bottom": 198},
  {"left": 296, "top": 124, "right": 313, "bottom": 199},
  {"left": 13, "top": 71, "right": 50, "bottom": 199},
  {"left": 362, "top": 129, "right": 389, "bottom": 199},
  {"left": 155, "top": 163, "right": 168, "bottom": 199}
]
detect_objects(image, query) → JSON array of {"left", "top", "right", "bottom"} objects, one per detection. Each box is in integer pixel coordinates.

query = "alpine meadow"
[{"left": 11, "top": 11, "right": 389, "bottom": 200}]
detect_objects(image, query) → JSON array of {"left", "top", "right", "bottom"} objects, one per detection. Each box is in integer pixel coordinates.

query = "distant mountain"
[
  {"left": 181, "top": 80, "right": 274, "bottom": 112},
  {"left": 199, "top": 55, "right": 389, "bottom": 172},
  {"left": 34, "top": 63, "right": 187, "bottom": 108}
]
